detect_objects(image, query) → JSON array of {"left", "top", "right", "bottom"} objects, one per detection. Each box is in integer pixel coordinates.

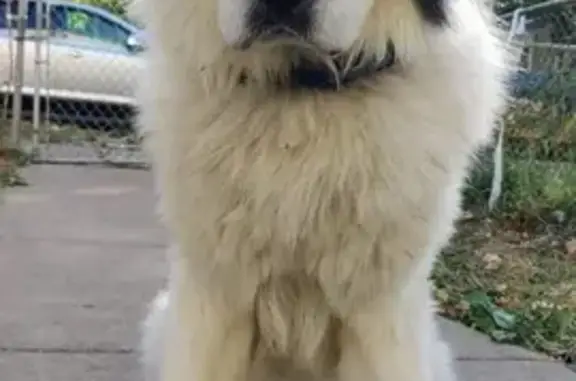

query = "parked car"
[{"left": 0, "top": 0, "right": 146, "bottom": 127}]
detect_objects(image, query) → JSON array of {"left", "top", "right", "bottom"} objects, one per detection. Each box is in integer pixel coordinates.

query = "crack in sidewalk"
[
  {"left": 456, "top": 356, "right": 556, "bottom": 362},
  {"left": 0, "top": 347, "right": 559, "bottom": 363},
  {"left": 0, "top": 347, "right": 135, "bottom": 355},
  {"left": 0, "top": 234, "right": 167, "bottom": 249}
]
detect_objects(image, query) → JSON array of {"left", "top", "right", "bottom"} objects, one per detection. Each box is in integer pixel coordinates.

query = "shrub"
[
  {"left": 0, "top": 121, "right": 28, "bottom": 188},
  {"left": 74, "top": 0, "right": 129, "bottom": 17},
  {"left": 464, "top": 98, "right": 576, "bottom": 221}
]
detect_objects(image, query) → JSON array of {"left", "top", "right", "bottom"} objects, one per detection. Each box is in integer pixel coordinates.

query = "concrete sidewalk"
[{"left": 0, "top": 165, "right": 573, "bottom": 381}]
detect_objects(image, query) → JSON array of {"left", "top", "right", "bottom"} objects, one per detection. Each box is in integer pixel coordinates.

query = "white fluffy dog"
[{"left": 134, "top": 0, "right": 514, "bottom": 379}]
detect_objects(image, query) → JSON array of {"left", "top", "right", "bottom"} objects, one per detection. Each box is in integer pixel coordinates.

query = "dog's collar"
[
  {"left": 287, "top": 41, "right": 397, "bottom": 91},
  {"left": 237, "top": 41, "right": 397, "bottom": 91}
]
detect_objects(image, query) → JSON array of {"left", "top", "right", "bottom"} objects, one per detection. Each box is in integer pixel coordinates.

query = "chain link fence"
[
  {"left": 465, "top": 0, "right": 576, "bottom": 218},
  {"left": 1, "top": 0, "right": 146, "bottom": 167}
]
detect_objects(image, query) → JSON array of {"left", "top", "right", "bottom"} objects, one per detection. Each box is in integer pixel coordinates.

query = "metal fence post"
[
  {"left": 9, "top": 0, "right": 28, "bottom": 148},
  {"left": 488, "top": 8, "right": 523, "bottom": 211},
  {"left": 32, "top": 0, "right": 46, "bottom": 149}
]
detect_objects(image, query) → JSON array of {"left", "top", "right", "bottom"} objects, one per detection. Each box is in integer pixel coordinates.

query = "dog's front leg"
[
  {"left": 337, "top": 294, "right": 456, "bottom": 381},
  {"left": 161, "top": 273, "right": 255, "bottom": 381}
]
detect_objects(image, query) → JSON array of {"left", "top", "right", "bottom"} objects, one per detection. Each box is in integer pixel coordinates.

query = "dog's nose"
[{"left": 248, "top": 0, "right": 314, "bottom": 39}]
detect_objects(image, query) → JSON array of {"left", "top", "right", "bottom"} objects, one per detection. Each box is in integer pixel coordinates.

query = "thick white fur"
[
  {"left": 134, "top": 0, "right": 515, "bottom": 380},
  {"left": 216, "top": 0, "right": 251, "bottom": 46},
  {"left": 313, "top": 0, "right": 373, "bottom": 50}
]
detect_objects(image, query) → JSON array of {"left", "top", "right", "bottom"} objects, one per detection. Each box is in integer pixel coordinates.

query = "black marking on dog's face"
[
  {"left": 414, "top": 0, "right": 447, "bottom": 25},
  {"left": 247, "top": 0, "right": 315, "bottom": 39}
]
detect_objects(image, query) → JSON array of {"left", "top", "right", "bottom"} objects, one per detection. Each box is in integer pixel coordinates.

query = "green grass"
[
  {"left": 0, "top": 147, "right": 29, "bottom": 187},
  {"left": 0, "top": 165, "right": 27, "bottom": 187},
  {"left": 0, "top": 121, "right": 28, "bottom": 188}
]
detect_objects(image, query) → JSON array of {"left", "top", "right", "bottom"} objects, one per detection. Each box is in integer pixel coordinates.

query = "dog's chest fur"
[
  {"left": 147, "top": 57, "right": 480, "bottom": 305},
  {"left": 138, "top": 0, "right": 510, "bottom": 302}
]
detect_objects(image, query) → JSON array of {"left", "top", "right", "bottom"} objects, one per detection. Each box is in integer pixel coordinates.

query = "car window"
[
  {"left": 58, "top": 6, "right": 97, "bottom": 38},
  {"left": 49, "top": 4, "right": 68, "bottom": 30},
  {"left": 49, "top": 4, "right": 129, "bottom": 47},
  {"left": 93, "top": 14, "right": 129, "bottom": 45},
  {"left": 0, "top": 0, "right": 13, "bottom": 28},
  {"left": 0, "top": 1, "right": 6, "bottom": 28}
]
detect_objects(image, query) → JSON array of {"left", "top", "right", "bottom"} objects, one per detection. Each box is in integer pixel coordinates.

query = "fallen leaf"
[
  {"left": 435, "top": 289, "right": 450, "bottom": 303},
  {"left": 482, "top": 253, "right": 503, "bottom": 270},
  {"left": 565, "top": 239, "right": 576, "bottom": 257},
  {"left": 491, "top": 308, "right": 517, "bottom": 330}
]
